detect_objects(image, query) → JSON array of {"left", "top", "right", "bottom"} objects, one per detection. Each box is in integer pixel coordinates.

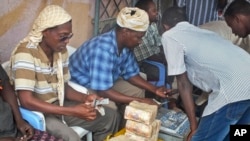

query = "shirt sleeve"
[
  {"left": 11, "top": 48, "right": 36, "bottom": 91},
  {"left": 161, "top": 34, "right": 186, "bottom": 76}
]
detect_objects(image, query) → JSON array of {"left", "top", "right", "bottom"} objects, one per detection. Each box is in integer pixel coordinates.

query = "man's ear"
[
  {"left": 163, "top": 24, "right": 170, "bottom": 31},
  {"left": 232, "top": 14, "right": 241, "bottom": 24},
  {"left": 42, "top": 29, "right": 49, "bottom": 37},
  {"left": 121, "top": 28, "right": 130, "bottom": 37},
  {"left": 236, "top": 14, "right": 250, "bottom": 25}
]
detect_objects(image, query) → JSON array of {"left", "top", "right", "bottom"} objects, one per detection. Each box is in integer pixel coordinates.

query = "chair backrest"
[
  {"left": 143, "top": 60, "right": 171, "bottom": 88},
  {"left": 67, "top": 45, "right": 76, "bottom": 56},
  {"left": 1, "top": 61, "right": 10, "bottom": 77}
]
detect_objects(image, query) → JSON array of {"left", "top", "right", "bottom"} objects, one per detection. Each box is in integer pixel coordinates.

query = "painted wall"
[{"left": 0, "top": 0, "right": 95, "bottom": 63}]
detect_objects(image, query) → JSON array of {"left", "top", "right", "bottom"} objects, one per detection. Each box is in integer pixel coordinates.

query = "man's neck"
[{"left": 39, "top": 42, "right": 54, "bottom": 64}]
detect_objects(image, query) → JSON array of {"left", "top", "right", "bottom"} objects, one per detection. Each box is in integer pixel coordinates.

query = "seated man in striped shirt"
[
  {"left": 161, "top": 6, "right": 250, "bottom": 141},
  {"left": 9, "top": 5, "right": 119, "bottom": 141}
]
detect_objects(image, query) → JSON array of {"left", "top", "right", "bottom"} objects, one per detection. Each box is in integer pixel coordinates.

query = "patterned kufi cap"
[{"left": 117, "top": 7, "right": 149, "bottom": 32}]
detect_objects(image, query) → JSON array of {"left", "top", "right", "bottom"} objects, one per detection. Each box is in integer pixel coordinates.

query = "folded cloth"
[{"left": 124, "top": 101, "right": 158, "bottom": 125}]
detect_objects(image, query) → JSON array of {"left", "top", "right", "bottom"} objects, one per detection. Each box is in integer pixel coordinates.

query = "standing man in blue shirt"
[{"left": 69, "top": 7, "right": 170, "bottom": 111}]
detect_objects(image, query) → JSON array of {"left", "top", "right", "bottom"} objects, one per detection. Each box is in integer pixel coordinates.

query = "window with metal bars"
[{"left": 93, "top": 0, "right": 173, "bottom": 36}]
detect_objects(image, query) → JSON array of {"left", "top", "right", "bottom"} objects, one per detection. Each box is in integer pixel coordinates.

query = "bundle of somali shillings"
[{"left": 111, "top": 101, "right": 161, "bottom": 141}]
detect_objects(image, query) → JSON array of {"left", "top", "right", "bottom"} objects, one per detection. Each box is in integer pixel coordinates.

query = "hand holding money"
[{"left": 91, "top": 98, "right": 109, "bottom": 116}]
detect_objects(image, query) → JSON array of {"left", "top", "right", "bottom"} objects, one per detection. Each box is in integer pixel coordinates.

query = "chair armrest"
[
  {"left": 66, "top": 45, "right": 76, "bottom": 56},
  {"left": 70, "top": 126, "right": 91, "bottom": 138},
  {"left": 19, "top": 104, "right": 93, "bottom": 140},
  {"left": 68, "top": 81, "right": 88, "bottom": 94},
  {"left": 19, "top": 107, "right": 46, "bottom": 131}
]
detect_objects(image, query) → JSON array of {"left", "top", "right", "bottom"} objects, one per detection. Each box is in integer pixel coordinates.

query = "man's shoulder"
[
  {"left": 13, "top": 42, "right": 41, "bottom": 56},
  {"left": 80, "top": 30, "right": 116, "bottom": 54},
  {"left": 83, "top": 30, "right": 114, "bottom": 45},
  {"left": 98, "top": 30, "right": 116, "bottom": 42},
  {"left": 199, "top": 21, "right": 230, "bottom": 32},
  {"left": 164, "top": 22, "right": 194, "bottom": 35},
  {"left": 14, "top": 42, "right": 30, "bottom": 53},
  {"left": 147, "top": 23, "right": 159, "bottom": 33}
]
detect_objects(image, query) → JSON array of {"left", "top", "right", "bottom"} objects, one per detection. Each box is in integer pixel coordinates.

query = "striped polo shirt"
[
  {"left": 10, "top": 42, "right": 69, "bottom": 104},
  {"left": 162, "top": 22, "right": 250, "bottom": 116}
]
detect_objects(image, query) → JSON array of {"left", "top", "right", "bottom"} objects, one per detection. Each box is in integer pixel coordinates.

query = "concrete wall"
[{"left": 0, "top": 0, "right": 95, "bottom": 62}]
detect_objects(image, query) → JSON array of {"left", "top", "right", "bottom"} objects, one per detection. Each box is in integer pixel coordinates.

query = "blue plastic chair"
[
  {"left": 143, "top": 60, "right": 172, "bottom": 108},
  {"left": 19, "top": 106, "right": 92, "bottom": 141},
  {"left": 19, "top": 107, "right": 46, "bottom": 131},
  {"left": 143, "top": 60, "right": 171, "bottom": 88}
]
